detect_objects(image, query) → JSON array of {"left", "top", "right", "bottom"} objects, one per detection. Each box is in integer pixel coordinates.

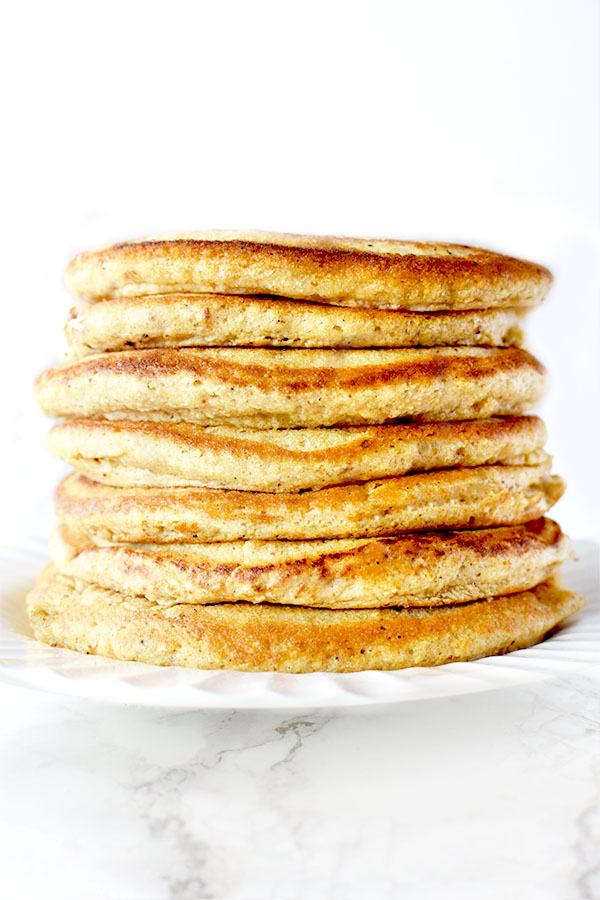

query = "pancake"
[
  {"left": 55, "top": 463, "right": 564, "bottom": 543},
  {"left": 64, "top": 231, "right": 552, "bottom": 311},
  {"left": 27, "top": 568, "right": 585, "bottom": 672},
  {"left": 64, "top": 295, "right": 527, "bottom": 356},
  {"left": 47, "top": 416, "right": 548, "bottom": 491},
  {"left": 50, "top": 519, "right": 572, "bottom": 610},
  {"left": 35, "top": 347, "right": 546, "bottom": 427}
]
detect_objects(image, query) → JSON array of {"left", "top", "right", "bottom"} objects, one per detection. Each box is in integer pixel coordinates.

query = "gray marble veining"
[{"left": 2, "top": 671, "right": 599, "bottom": 900}]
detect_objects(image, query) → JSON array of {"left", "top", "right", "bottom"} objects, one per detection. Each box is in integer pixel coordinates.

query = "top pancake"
[{"left": 65, "top": 231, "right": 552, "bottom": 311}]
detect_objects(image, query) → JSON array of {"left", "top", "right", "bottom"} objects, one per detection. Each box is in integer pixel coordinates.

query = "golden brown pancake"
[
  {"left": 50, "top": 519, "right": 572, "bottom": 610},
  {"left": 47, "top": 416, "right": 548, "bottom": 491},
  {"left": 34, "top": 347, "right": 547, "bottom": 427},
  {"left": 64, "top": 231, "right": 552, "bottom": 311},
  {"left": 55, "top": 463, "right": 564, "bottom": 543},
  {"left": 27, "top": 568, "right": 585, "bottom": 672},
  {"left": 64, "top": 294, "right": 527, "bottom": 355}
]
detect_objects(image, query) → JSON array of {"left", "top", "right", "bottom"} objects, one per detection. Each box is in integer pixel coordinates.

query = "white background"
[
  {"left": 1, "top": 6, "right": 599, "bottom": 900},
  {"left": 1, "top": 0, "right": 598, "bottom": 540}
]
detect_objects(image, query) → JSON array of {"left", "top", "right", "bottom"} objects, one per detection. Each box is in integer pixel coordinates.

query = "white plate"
[{"left": 0, "top": 536, "right": 598, "bottom": 709}]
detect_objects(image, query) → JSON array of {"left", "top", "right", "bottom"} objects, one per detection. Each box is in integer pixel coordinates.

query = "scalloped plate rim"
[{"left": 0, "top": 535, "right": 597, "bottom": 709}]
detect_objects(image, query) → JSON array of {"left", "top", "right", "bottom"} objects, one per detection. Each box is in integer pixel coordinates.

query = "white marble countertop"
[
  {"left": 2, "top": 660, "right": 598, "bottom": 900},
  {"left": 2, "top": 6, "right": 598, "bottom": 898}
]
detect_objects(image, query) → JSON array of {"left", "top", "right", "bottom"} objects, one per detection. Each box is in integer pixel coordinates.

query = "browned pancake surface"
[
  {"left": 35, "top": 347, "right": 547, "bottom": 427},
  {"left": 65, "top": 232, "right": 552, "bottom": 311},
  {"left": 55, "top": 464, "right": 565, "bottom": 543},
  {"left": 47, "top": 416, "right": 548, "bottom": 491},
  {"left": 65, "top": 294, "right": 527, "bottom": 355},
  {"left": 51, "top": 518, "right": 572, "bottom": 609},
  {"left": 27, "top": 568, "right": 584, "bottom": 672}
]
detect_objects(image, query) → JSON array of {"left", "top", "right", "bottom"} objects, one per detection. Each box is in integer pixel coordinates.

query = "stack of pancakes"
[{"left": 28, "top": 232, "right": 585, "bottom": 672}]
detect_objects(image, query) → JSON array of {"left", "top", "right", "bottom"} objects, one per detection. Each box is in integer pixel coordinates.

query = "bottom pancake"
[{"left": 27, "top": 567, "right": 585, "bottom": 673}]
